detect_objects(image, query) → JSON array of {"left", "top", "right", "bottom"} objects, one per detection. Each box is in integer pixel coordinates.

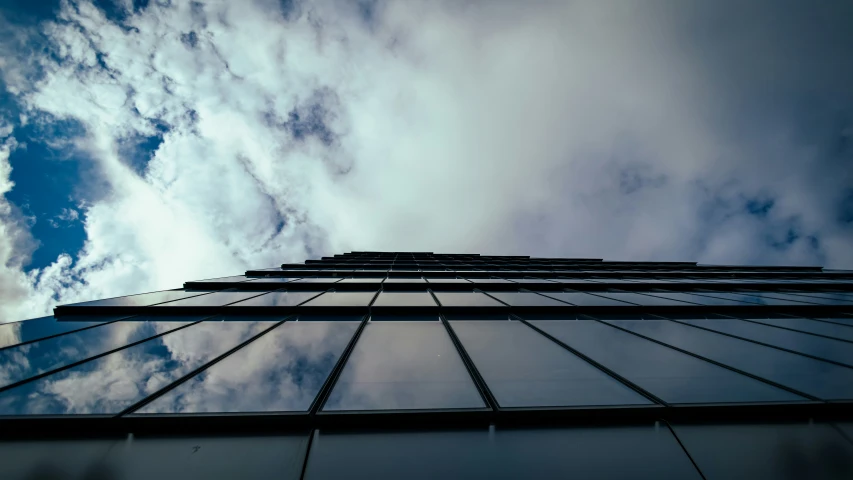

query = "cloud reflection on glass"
[
  {"left": 0, "top": 321, "right": 274, "bottom": 415},
  {"left": 138, "top": 321, "right": 359, "bottom": 413}
]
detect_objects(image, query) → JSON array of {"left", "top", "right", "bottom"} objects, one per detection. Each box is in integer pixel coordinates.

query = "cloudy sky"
[{"left": 0, "top": 0, "right": 851, "bottom": 322}]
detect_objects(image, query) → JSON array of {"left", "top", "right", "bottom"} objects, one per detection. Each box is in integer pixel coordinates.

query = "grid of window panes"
[{"left": 1, "top": 252, "right": 852, "bottom": 479}]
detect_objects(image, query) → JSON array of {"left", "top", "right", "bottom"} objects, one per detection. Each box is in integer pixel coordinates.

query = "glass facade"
[{"left": 2, "top": 251, "right": 851, "bottom": 478}]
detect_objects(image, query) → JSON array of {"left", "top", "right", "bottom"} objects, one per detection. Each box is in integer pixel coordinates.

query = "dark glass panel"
[
  {"left": 681, "top": 319, "right": 853, "bottom": 367},
  {"left": 0, "top": 315, "right": 116, "bottom": 350},
  {"left": 338, "top": 278, "right": 385, "bottom": 283},
  {"left": 784, "top": 291, "right": 853, "bottom": 303},
  {"left": 154, "top": 291, "right": 266, "bottom": 307},
  {"left": 471, "top": 278, "right": 514, "bottom": 283},
  {"left": 0, "top": 320, "right": 275, "bottom": 415},
  {"left": 304, "top": 425, "right": 701, "bottom": 480},
  {"left": 0, "top": 439, "right": 117, "bottom": 479},
  {"left": 813, "top": 316, "right": 853, "bottom": 326},
  {"left": 110, "top": 435, "right": 309, "bottom": 480},
  {"left": 371, "top": 292, "right": 437, "bottom": 307},
  {"left": 530, "top": 320, "right": 803, "bottom": 404},
  {"left": 506, "top": 278, "right": 555, "bottom": 284},
  {"left": 323, "top": 322, "right": 484, "bottom": 411},
  {"left": 593, "top": 292, "right": 699, "bottom": 306},
  {"left": 228, "top": 291, "right": 323, "bottom": 307},
  {"left": 688, "top": 291, "right": 816, "bottom": 306},
  {"left": 743, "top": 317, "right": 853, "bottom": 342},
  {"left": 485, "top": 292, "right": 569, "bottom": 307},
  {"left": 192, "top": 275, "right": 250, "bottom": 283},
  {"left": 608, "top": 320, "right": 853, "bottom": 400},
  {"left": 537, "top": 292, "right": 636, "bottom": 306},
  {"left": 426, "top": 278, "right": 472, "bottom": 284},
  {"left": 671, "top": 423, "right": 853, "bottom": 480},
  {"left": 301, "top": 292, "right": 377, "bottom": 307},
  {"left": 433, "top": 292, "right": 506, "bottom": 307},
  {"left": 288, "top": 278, "right": 343, "bottom": 284},
  {"left": 0, "top": 316, "right": 204, "bottom": 390},
  {"left": 62, "top": 290, "right": 213, "bottom": 308},
  {"left": 451, "top": 321, "right": 650, "bottom": 407},
  {"left": 647, "top": 291, "right": 754, "bottom": 305},
  {"left": 383, "top": 278, "right": 426, "bottom": 283},
  {"left": 138, "top": 322, "right": 359, "bottom": 413},
  {"left": 245, "top": 277, "right": 301, "bottom": 283}
]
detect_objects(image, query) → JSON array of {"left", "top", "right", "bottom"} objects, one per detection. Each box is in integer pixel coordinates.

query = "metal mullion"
[
  {"left": 438, "top": 311, "right": 500, "bottom": 412},
  {"left": 310, "top": 314, "right": 371, "bottom": 414},
  {"left": 665, "top": 317, "right": 853, "bottom": 371},
  {"left": 476, "top": 289, "right": 511, "bottom": 306},
  {"left": 299, "top": 429, "right": 318, "bottom": 480},
  {"left": 512, "top": 314, "right": 668, "bottom": 406},
  {"left": 738, "top": 318, "right": 853, "bottom": 345},
  {"left": 118, "top": 317, "right": 292, "bottom": 416},
  {"left": 0, "top": 315, "right": 135, "bottom": 353},
  {"left": 590, "top": 316, "right": 822, "bottom": 402},
  {"left": 0, "top": 318, "right": 209, "bottom": 395}
]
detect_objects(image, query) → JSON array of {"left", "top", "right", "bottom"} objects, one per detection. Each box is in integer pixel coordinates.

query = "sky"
[{"left": 0, "top": 0, "right": 851, "bottom": 322}]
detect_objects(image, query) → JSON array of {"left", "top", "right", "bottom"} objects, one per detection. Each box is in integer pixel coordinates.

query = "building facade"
[{"left": 1, "top": 251, "right": 853, "bottom": 478}]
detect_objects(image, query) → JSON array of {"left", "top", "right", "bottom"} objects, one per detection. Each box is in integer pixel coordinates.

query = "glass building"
[{"left": 2, "top": 251, "right": 853, "bottom": 479}]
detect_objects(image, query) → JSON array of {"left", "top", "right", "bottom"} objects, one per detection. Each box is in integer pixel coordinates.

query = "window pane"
[
  {"left": 484, "top": 292, "right": 570, "bottom": 307},
  {"left": 137, "top": 322, "right": 359, "bottom": 413},
  {"left": 0, "top": 320, "right": 276, "bottom": 415},
  {"left": 371, "top": 292, "right": 437, "bottom": 308},
  {"left": 671, "top": 423, "right": 853, "bottom": 480},
  {"left": 647, "top": 291, "right": 755, "bottom": 306},
  {"left": 451, "top": 320, "right": 650, "bottom": 407},
  {"left": 688, "top": 291, "right": 816, "bottom": 306},
  {"left": 0, "top": 316, "right": 204, "bottom": 390},
  {"left": 192, "top": 276, "right": 250, "bottom": 283},
  {"left": 303, "top": 425, "right": 701, "bottom": 480},
  {"left": 62, "top": 290, "right": 214, "bottom": 308},
  {"left": 530, "top": 320, "right": 803, "bottom": 404},
  {"left": 426, "top": 278, "right": 472, "bottom": 284},
  {"left": 433, "top": 292, "right": 506, "bottom": 307},
  {"left": 744, "top": 317, "right": 853, "bottom": 342},
  {"left": 301, "top": 292, "right": 378, "bottom": 307},
  {"left": 0, "top": 316, "right": 116, "bottom": 350},
  {"left": 607, "top": 320, "right": 853, "bottom": 400},
  {"left": 228, "top": 291, "right": 323, "bottom": 307},
  {"left": 154, "top": 291, "right": 266, "bottom": 307},
  {"left": 472, "top": 278, "right": 514, "bottom": 283},
  {"left": 593, "top": 292, "right": 699, "bottom": 306},
  {"left": 338, "top": 278, "right": 384, "bottom": 283},
  {"left": 784, "top": 291, "right": 853, "bottom": 303},
  {"left": 245, "top": 277, "right": 302, "bottom": 283},
  {"left": 288, "top": 278, "right": 343, "bottom": 284},
  {"left": 323, "top": 322, "right": 484, "bottom": 411},
  {"left": 537, "top": 292, "right": 636, "bottom": 306},
  {"left": 680, "top": 319, "right": 853, "bottom": 367},
  {"left": 383, "top": 278, "right": 426, "bottom": 283}
]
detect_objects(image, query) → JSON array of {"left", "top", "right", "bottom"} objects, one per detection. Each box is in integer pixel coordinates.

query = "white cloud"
[{"left": 0, "top": 1, "right": 851, "bottom": 322}]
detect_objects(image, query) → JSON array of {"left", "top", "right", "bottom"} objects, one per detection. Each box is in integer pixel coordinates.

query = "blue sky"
[{"left": 0, "top": 0, "right": 851, "bottom": 322}]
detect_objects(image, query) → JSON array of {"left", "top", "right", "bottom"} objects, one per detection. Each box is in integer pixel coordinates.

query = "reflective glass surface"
[
  {"left": 0, "top": 317, "right": 204, "bottom": 390},
  {"left": 323, "top": 322, "right": 484, "bottom": 411},
  {"left": 301, "top": 292, "right": 378, "bottom": 307},
  {"left": 139, "top": 322, "right": 359, "bottom": 413},
  {"left": 485, "top": 292, "right": 570, "bottom": 307},
  {"left": 689, "top": 291, "right": 816, "bottom": 306},
  {"left": 0, "top": 320, "right": 275, "bottom": 415},
  {"left": 594, "top": 292, "right": 700, "bottom": 306},
  {"left": 288, "top": 278, "right": 343, "bottom": 284},
  {"left": 338, "top": 278, "right": 384, "bottom": 283},
  {"left": 304, "top": 425, "right": 701, "bottom": 480},
  {"left": 451, "top": 321, "right": 650, "bottom": 407},
  {"left": 371, "top": 292, "right": 437, "bottom": 308},
  {"left": 63, "top": 290, "right": 214, "bottom": 308},
  {"left": 192, "top": 276, "right": 250, "bottom": 283},
  {"left": 538, "top": 292, "right": 635, "bottom": 306},
  {"left": 646, "top": 291, "right": 754, "bottom": 306},
  {"left": 507, "top": 278, "right": 555, "bottom": 284},
  {"left": 786, "top": 291, "right": 853, "bottom": 303},
  {"left": 0, "top": 315, "right": 116, "bottom": 350},
  {"left": 426, "top": 278, "right": 472, "bottom": 284},
  {"left": 744, "top": 317, "right": 853, "bottom": 342},
  {"left": 245, "top": 277, "right": 301, "bottom": 283},
  {"left": 530, "top": 320, "right": 803, "bottom": 403},
  {"left": 607, "top": 320, "right": 853, "bottom": 400},
  {"left": 671, "top": 423, "right": 853, "bottom": 480},
  {"left": 383, "top": 278, "right": 426, "bottom": 283},
  {"left": 472, "top": 278, "right": 514, "bottom": 283},
  {"left": 154, "top": 291, "right": 265, "bottom": 307},
  {"left": 228, "top": 291, "right": 323, "bottom": 307},
  {"left": 433, "top": 292, "right": 506, "bottom": 307},
  {"left": 680, "top": 319, "right": 853, "bottom": 367}
]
